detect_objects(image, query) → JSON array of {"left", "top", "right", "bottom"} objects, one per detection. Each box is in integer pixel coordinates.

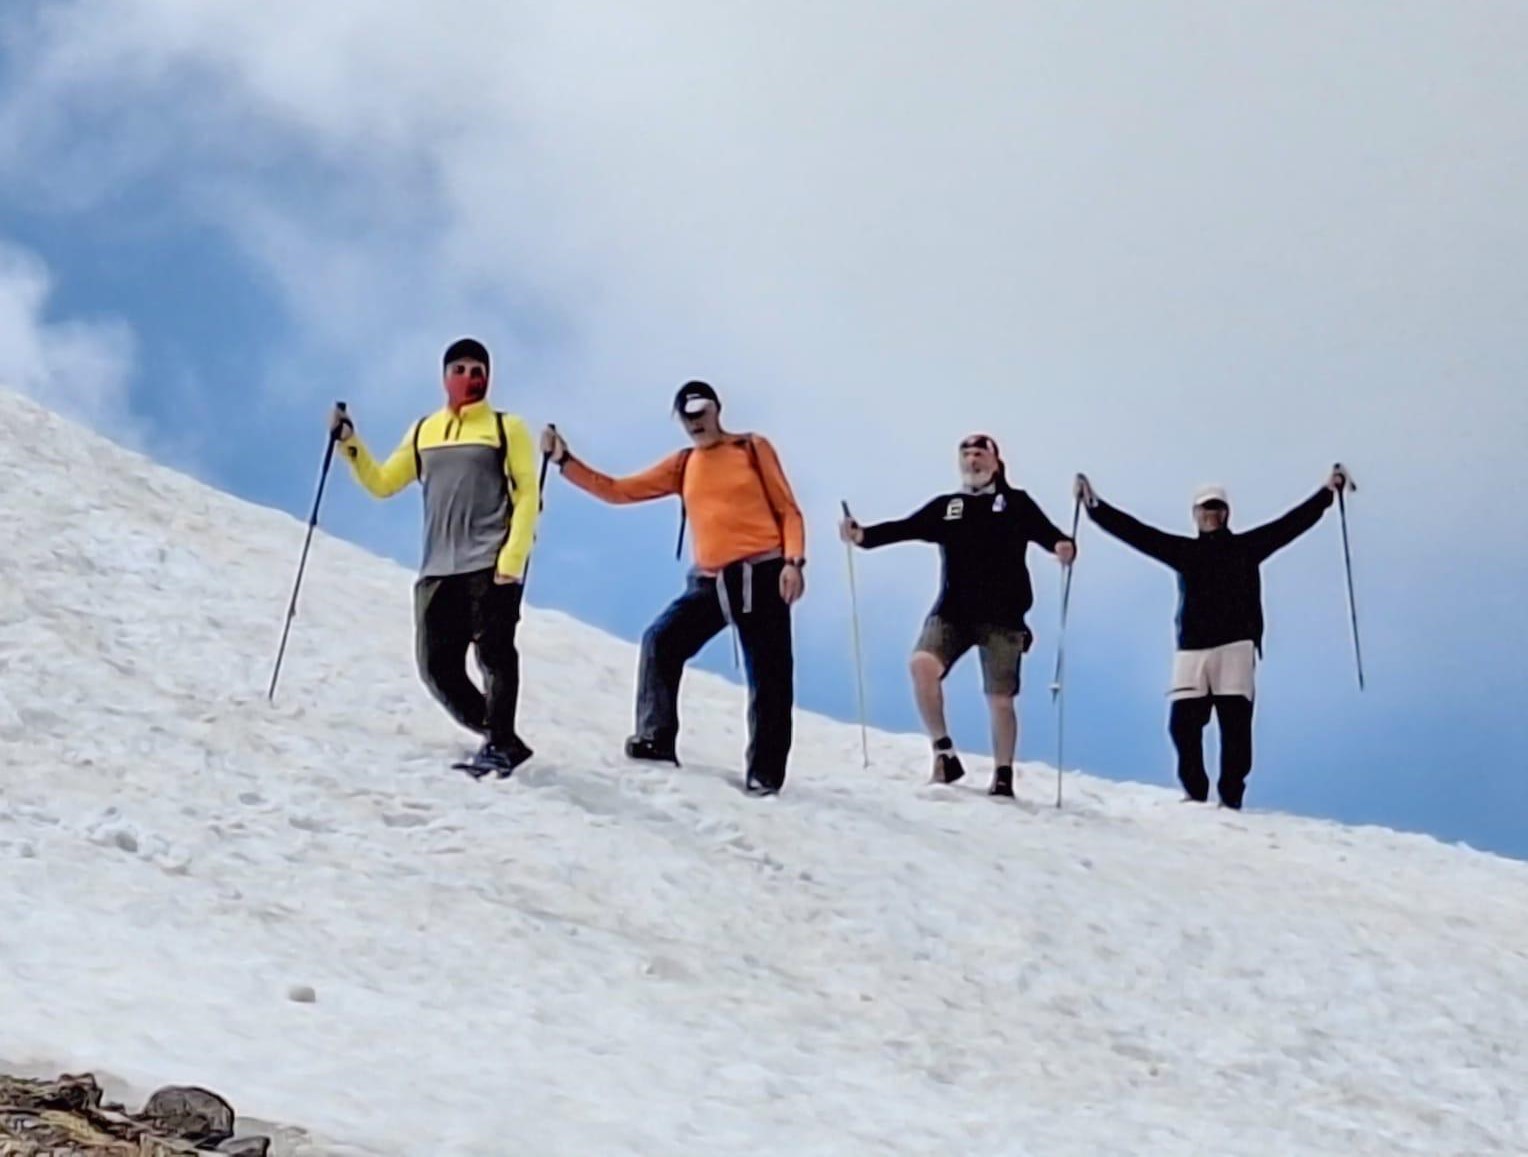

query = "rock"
[
  {"left": 218, "top": 1137, "right": 272, "bottom": 1156},
  {"left": 287, "top": 983, "right": 317, "bottom": 1003},
  {"left": 141, "top": 1085, "right": 236, "bottom": 1146},
  {"left": 0, "top": 1071, "right": 210, "bottom": 1154}
]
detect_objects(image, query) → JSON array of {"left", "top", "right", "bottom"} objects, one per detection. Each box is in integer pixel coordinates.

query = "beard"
[{"left": 961, "top": 467, "right": 997, "bottom": 491}]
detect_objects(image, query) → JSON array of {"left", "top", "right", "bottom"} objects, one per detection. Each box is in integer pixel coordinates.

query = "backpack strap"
[
  {"left": 497, "top": 411, "right": 515, "bottom": 501},
  {"left": 674, "top": 435, "right": 777, "bottom": 560},
  {"left": 414, "top": 411, "right": 515, "bottom": 501},
  {"left": 674, "top": 447, "right": 694, "bottom": 559},
  {"left": 742, "top": 434, "right": 780, "bottom": 530}
]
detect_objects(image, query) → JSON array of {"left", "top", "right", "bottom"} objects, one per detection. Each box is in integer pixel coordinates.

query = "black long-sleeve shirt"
[
  {"left": 859, "top": 487, "right": 1070, "bottom": 629},
  {"left": 1088, "top": 488, "right": 1334, "bottom": 652}
]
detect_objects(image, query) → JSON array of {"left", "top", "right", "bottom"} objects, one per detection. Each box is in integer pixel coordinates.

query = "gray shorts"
[{"left": 915, "top": 615, "right": 1031, "bottom": 697}]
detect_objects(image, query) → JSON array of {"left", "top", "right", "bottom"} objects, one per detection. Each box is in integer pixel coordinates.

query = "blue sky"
[{"left": 1, "top": 1, "right": 1524, "bottom": 859}]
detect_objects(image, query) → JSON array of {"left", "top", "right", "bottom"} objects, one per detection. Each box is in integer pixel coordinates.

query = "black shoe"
[
  {"left": 454, "top": 738, "right": 531, "bottom": 780},
  {"left": 624, "top": 735, "right": 679, "bottom": 765},
  {"left": 931, "top": 751, "right": 965, "bottom": 785},
  {"left": 988, "top": 766, "right": 1014, "bottom": 797},
  {"left": 497, "top": 735, "right": 534, "bottom": 778},
  {"left": 744, "top": 775, "right": 781, "bottom": 796}
]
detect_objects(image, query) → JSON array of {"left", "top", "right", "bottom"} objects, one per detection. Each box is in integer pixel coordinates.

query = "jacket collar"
[{"left": 445, "top": 398, "right": 493, "bottom": 418}]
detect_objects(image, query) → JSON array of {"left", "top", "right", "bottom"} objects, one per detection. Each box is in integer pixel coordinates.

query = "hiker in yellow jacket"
[{"left": 329, "top": 338, "right": 541, "bottom": 778}]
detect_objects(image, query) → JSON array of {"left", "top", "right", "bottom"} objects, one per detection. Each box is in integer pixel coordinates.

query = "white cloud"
[
  {"left": 0, "top": 240, "right": 138, "bottom": 437},
  {"left": 2, "top": 0, "right": 1525, "bottom": 658}
]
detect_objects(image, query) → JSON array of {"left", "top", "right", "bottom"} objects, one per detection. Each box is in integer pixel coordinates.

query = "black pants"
[
  {"left": 414, "top": 568, "right": 524, "bottom": 747},
  {"left": 1169, "top": 695, "right": 1254, "bottom": 808},
  {"left": 636, "top": 558, "right": 794, "bottom": 790}
]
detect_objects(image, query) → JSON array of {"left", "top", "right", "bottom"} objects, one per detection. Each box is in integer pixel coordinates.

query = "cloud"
[
  {"left": 2, "top": 0, "right": 1525, "bottom": 659},
  {"left": 0, "top": 239, "right": 138, "bottom": 436}
]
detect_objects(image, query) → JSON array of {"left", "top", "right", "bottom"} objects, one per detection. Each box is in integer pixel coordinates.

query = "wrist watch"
[{"left": 785, "top": 557, "right": 805, "bottom": 569}]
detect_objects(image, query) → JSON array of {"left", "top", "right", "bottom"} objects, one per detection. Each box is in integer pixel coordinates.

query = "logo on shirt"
[
  {"left": 944, "top": 498, "right": 964, "bottom": 520},
  {"left": 993, "top": 493, "right": 1006, "bottom": 513}
]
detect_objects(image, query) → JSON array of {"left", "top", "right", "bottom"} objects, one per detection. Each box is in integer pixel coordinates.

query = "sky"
[{"left": 0, "top": 0, "right": 1524, "bottom": 857}]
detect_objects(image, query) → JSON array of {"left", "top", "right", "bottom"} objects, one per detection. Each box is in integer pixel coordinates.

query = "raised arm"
[
  {"left": 495, "top": 416, "right": 541, "bottom": 580},
  {"left": 559, "top": 447, "right": 686, "bottom": 505},
  {"left": 856, "top": 498, "right": 945, "bottom": 549},
  {"left": 1240, "top": 485, "right": 1335, "bottom": 562},
  {"left": 1086, "top": 494, "right": 1193, "bottom": 568},
  {"left": 339, "top": 421, "right": 419, "bottom": 499}
]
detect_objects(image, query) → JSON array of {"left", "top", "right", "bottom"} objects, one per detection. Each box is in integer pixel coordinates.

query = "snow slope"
[{"left": 0, "top": 385, "right": 1525, "bottom": 1156}]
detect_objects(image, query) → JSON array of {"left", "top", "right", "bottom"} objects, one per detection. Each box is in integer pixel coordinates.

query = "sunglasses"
[{"left": 1197, "top": 501, "right": 1228, "bottom": 514}]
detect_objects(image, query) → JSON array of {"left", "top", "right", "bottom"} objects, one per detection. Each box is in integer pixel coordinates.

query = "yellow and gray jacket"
[{"left": 339, "top": 401, "right": 540, "bottom": 580}]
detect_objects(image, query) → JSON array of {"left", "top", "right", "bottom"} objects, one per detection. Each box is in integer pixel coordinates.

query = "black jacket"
[
  {"left": 859, "top": 486, "right": 1070, "bottom": 629},
  {"left": 1088, "top": 488, "right": 1334, "bottom": 652}
]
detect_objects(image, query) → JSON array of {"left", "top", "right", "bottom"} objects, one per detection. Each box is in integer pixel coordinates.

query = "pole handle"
[{"left": 329, "top": 400, "right": 350, "bottom": 444}]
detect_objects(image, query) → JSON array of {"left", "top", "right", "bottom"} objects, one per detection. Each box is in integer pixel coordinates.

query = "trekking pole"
[
  {"left": 1334, "top": 461, "right": 1365, "bottom": 691},
  {"left": 1051, "top": 495, "right": 1083, "bottom": 807},
  {"left": 269, "top": 401, "right": 345, "bottom": 703},
  {"left": 841, "top": 499, "right": 870, "bottom": 768}
]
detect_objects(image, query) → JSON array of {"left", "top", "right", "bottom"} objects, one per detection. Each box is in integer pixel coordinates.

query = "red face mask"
[{"left": 444, "top": 361, "right": 488, "bottom": 410}]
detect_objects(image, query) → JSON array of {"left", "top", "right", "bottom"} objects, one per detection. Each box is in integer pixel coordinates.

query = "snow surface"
[{"left": 1, "top": 384, "right": 1525, "bottom": 1156}]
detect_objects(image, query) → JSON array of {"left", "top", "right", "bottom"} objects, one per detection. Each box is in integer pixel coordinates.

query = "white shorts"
[{"left": 1170, "top": 640, "right": 1256, "bottom": 702}]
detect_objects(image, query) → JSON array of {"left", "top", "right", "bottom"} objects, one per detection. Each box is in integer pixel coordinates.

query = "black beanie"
[{"left": 443, "top": 338, "right": 490, "bottom": 374}]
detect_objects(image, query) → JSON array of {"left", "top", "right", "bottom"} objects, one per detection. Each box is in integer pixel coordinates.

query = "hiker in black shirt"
[
  {"left": 840, "top": 434, "right": 1075, "bottom": 796},
  {"left": 1074, "top": 467, "right": 1348, "bottom": 809}
]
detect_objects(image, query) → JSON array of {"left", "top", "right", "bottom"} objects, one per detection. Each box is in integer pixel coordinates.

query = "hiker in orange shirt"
[{"left": 541, "top": 381, "right": 806, "bottom": 795}]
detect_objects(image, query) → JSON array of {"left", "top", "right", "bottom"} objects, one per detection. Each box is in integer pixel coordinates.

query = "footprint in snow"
[{"left": 381, "top": 811, "right": 431, "bottom": 829}]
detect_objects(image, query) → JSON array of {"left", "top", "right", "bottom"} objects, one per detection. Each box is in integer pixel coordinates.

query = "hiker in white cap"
[{"left": 1071, "top": 468, "right": 1348, "bottom": 809}]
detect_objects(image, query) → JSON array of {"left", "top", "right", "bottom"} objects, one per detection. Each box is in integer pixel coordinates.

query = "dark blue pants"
[{"left": 636, "top": 558, "right": 794, "bottom": 790}]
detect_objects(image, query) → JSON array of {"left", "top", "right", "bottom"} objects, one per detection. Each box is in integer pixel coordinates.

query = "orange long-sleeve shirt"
[{"left": 561, "top": 433, "right": 806, "bottom": 573}]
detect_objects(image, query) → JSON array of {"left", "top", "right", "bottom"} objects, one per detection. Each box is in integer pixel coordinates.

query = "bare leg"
[
  {"left": 987, "top": 693, "right": 1018, "bottom": 769},
  {"left": 911, "top": 651, "right": 963, "bottom": 783},
  {"left": 910, "top": 652, "right": 950, "bottom": 741}
]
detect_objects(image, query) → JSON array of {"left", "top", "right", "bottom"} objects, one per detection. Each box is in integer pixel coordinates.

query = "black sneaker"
[
  {"left": 988, "top": 766, "right": 1014, "bottom": 797},
  {"left": 624, "top": 735, "right": 680, "bottom": 765},
  {"left": 496, "top": 735, "right": 534, "bottom": 778},
  {"left": 931, "top": 751, "right": 965, "bottom": 785},
  {"left": 744, "top": 775, "right": 781, "bottom": 796},
  {"left": 454, "top": 739, "right": 531, "bottom": 780}
]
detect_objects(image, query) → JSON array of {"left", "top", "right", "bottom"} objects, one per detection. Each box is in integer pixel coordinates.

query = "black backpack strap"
[
  {"left": 674, "top": 447, "right": 694, "bottom": 559},
  {"left": 496, "top": 411, "right": 514, "bottom": 501},
  {"left": 743, "top": 434, "right": 782, "bottom": 533},
  {"left": 412, "top": 416, "right": 426, "bottom": 479},
  {"left": 675, "top": 436, "right": 780, "bottom": 560}
]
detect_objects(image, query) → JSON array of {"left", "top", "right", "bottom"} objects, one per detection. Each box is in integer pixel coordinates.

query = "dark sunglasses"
[{"left": 1198, "top": 500, "right": 1228, "bottom": 514}]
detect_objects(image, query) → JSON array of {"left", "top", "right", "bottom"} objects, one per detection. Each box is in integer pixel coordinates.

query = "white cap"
[{"left": 1192, "top": 484, "right": 1230, "bottom": 509}]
